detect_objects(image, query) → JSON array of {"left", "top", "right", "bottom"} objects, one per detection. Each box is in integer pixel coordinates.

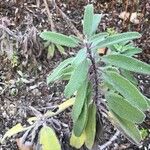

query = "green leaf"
[
  {"left": 121, "top": 46, "right": 142, "bottom": 56},
  {"left": 70, "top": 131, "right": 85, "bottom": 149},
  {"left": 85, "top": 103, "right": 96, "bottom": 149},
  {"left": 120, "top": 69, "right": 138, "bottom": 86},
  {"left": 73, "top": 103, "right": 88, "bottom": 137},
  {"left": 102, "top": 54, "right": 150, "bottom": 74},
  {"left": 83, "top": 4, "right": 94, "bottom": 38},
  {"left": 106, "top": 92, "right": 145, "bottom": 123},
  {"left": 40, "top": 126, "right": 61, "bottom": 150},
  {"left": 1, "top": 123, "right": 30, "bottom": 143},
  {"left": 56, "top": 44, "right": 66, "bottom": 55},
  {"left": 40, "top": 31, "right": 79, "bottom": 47},
  {"left": 47, "top": 57, "right": 74, "bottom": 84},
  {"left": 64, "top": 59, "right": 89, "bottom": 98},
  {"left": 109, "top": 111, "right": 142, "bottom": 145},
  {"left": 103, "top": 71, "right": 148, "bottom": 111},
  {"left": 90, "top": 32, "right": 108, "bottom": 42},
  {"left": 47, "top": 43, "right": 55, "bottom": 58},
  {"left": 91, "top": 14, "right": 102, "bottom": 34},
  {"left": 59, "top": 65, "right": 74, "bottom": 80},
  {"left": 72, "top": 48, "right": 87, "bottom": 67},
  {"left": 72, "top": 80, "right": 88, "bottom": 122},
  {"left": 90, "top": 33, "right": 108, "bottom": 47},
  {"left": 96, "top": 32, "right": 141, "bottom": 48},
  {"left": 70, "top": 35, "right": 82, "bottom": 44}
]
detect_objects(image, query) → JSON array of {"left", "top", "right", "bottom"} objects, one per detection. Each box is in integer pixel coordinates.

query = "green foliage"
[
  {"left": 40, "top": 31, "right": 79, "bottom": 47},
  {"left": 83, "top": 4, "right": 94, "bottom": 38},
  {"left": 106, "top": 92, "right": 145, "bottom": 123},
  {"left": 72, "top": 80, "right": 88, "bottom": 122},
  {"left": 2, "top": 4, "right": 150, "bottom": 150},
  {"left": 102, "top": 54, "right": 150, "bottom": 74},
  {"left": 85, "top": 103, "right": 96, "bottom": 149},
  {"left": 73, "top": 102, "right": 88, "bottom": 137},
  {"left": 103, "top": 71, "right": 148, "bottom": 111},
  {"left": 64, "top": 59, "right": 89, "bottom": 98},
  {"left": 96, "top": 32, "right": 141, "bottom": 49},
  {"left": 109, "top": 111, "right": 142, "bottom": 145}
]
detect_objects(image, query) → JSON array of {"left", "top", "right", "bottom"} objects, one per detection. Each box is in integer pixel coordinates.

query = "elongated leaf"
[
  {"left": 47, "top": 43, "right": 55, "bottom": 58},
  {"left": 65, "top": 59, "right": 89, "bottom": 98},
  {"left": 106, "top": 92, "right": 145, "bottom": 123},
  {"left": 121, "top": 47, "right": 142, "bottom": 56},
  {"left": 70, "top": 131, "right": 86, "bottom": 149},
  {"left": 104, "top": 71, "right": 148, "bottom": 111},
  {"left": 56, "top": 44, "right": 66, "bottom": 55},
  {"left": 90, "top": 33, "right": 108, "bottom": 47},
  {"left": 44, "top": 98, "right": 75, "bottom": 117},
  {"left": 90, "top": 32, "right": 108, "bottom": 42},
  {"left": 40, "top": 126, "right": 61, "bottom": 150},
  {"left": 72, "top": 80, "right": 88, "bottom": 122},
  {"left": 58, "top": 65, "right": 74, "bottom": 80},
  {"left": 92, "top": 14, "right": 102, "bottom": 34},
  {"left": 73, "top": 103, "right": 88, "bottom": 137},
  {"left": 47, "top": 57, "right": 74, "bottom": 84},
  {"left": 102, "top": 54, "right": 150, "bottom": 74},
  {"left": 1, "top": 123, "right": 30, "bottom": 143},
  {"left": 121, "top": 69, "right": 138, "bottom": 85},
  {"left": 40, "top": 31, "right": 79, "bottom": 47},
  {"left": 109, "top": 111, "right": 142, "bottom": 145},
  {"left": 96, "top": 32, "right": 141, "bottom": 48},
  {"left": 83, "top": 4, "right": 94, "bottom": 38},
  {"left": 72, "top": 48, "right": 87, "bottom": 67},
  {"left": 85, "top": 103, "right": 96, "bottom": 149}
]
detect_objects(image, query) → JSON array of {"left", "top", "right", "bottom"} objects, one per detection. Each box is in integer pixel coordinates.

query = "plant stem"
[{"left": 86, "top": 43, "right": 99, "bottom": 103}]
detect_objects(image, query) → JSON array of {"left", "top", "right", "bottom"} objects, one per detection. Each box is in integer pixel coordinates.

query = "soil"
[{"left": 0, "top": 0, "right": 150, "bottom": 150}]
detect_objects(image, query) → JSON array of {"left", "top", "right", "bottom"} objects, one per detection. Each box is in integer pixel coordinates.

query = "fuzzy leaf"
[
  {"left": 92, "top": 14, "right": 102, "bottom": 34},
  {"left": 73, "top": 103, "right": 88, "bottom": 137},
  {"left": 104, "top": 71, "right": 148, "bottom": 110},
  {"left": 40, "top": 31, "right": 79, "bottom": 47},
  {"left": 109, "top": 111, "right": 142, "bottom": 145},
  {"left": 1, "top": 123, "right": 29, "bottom": 143},
  {"left": 106, "top": 92, "right": 145, "bottom": 123},
  {"left": 64, "top": 59, "right": 89, "bottom": 98},
  {"left": 70, "top": 131, "right": 86, "bottom": 149},
  {"left": 83, "top": 4, "right": 94, "bottom": 38},
  {"left": 72, "top": 48, "right": 87, "bottom": 67},
  {"left": 96, "top": 32, "right": 141, "bottom": 48},
  {"left": 121, "top": 69, "right": 138, "bottom": 85},
  {"left": 90, "top": 33, "right": 108, "bottom": 47},
  {"left": 72, "top": 80, "right": 88, "bottom": 122},
  {"left": 85, "top": 103, "right": 96, "bottom": 149},
  {"left": 102, "top": 54, "right": 150, "bottom": 74},
  {"left": 47, "top": 57, "right": 74, "bottom": 84},
  {"left": 104, "top": 71, "right": 148, "bottom": 111},
  {"left": 39, "top": 126, "right": 61, "bottom": 150},
  {"left": 121, "top": 47, "right": 142, "bottom": 56}
]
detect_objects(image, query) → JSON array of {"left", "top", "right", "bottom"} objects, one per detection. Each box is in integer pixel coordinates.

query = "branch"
[
  {"left": 43, "top": 0, "right": 55, "bottom": 31},
  {"left": 86, "top": 44, "right": 99, "bottom": 103},
  {"left": 99, "top": 130, "right": 120, "bottom": 150}
]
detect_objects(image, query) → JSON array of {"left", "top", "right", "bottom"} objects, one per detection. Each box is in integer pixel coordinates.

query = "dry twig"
[{"left": 99, "top": 130, "right": 120, "bottom": 150}]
